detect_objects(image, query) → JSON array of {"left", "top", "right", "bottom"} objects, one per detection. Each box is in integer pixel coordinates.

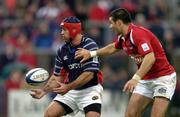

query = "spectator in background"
[
  {"left": 120, "top": 0, "right": 137, "bottom": 20},
  {"left": 55, "top": 1, "right": 74, "bottom": 24},
  {"left": 87, "top": 26, "right": 104, "bottom": 47},
  {"left": 74, "top": 1, "right": 88, "bottom": 24},
  {"left": 17, "top": 43, "right": 37, "bottom": 69},
  {"left": 0, "top": 44, "right": 16, "bottom": 74},
  {"left": 33, "top": 21, "right": 54, "bottom": 48},
  {"left": 4, "top": 70, "right": 24, "bottom": 91},
  {"left": 5, "top": 0, "right": 16, "bottom": 18},
  {"left": 88, "top": 0, "right": 108, "bottom": 22},
  {"left": 22, "top": 13, "right": 35, "bottom": 39},
  {"left": 173, "top": 16, "right": 180, "bottom": 48},
  {"left": 36, "top": 0, "right": 59, "bottom": 20},
  {"left": 135, "top": 0, "right": 150, "bottom": 20},
  {"left": 164, "top": 30, "right": 174, "bottom": 64},
  {"left": 2, "top": 26, "right": 20, "bottom": 48},
  {"left": 26, "top": 1, "right": 39, "bottom": 18}
]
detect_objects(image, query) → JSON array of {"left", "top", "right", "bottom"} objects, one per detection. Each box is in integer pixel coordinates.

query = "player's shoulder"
[
  {"left": 132, "top": 24, "right": 150, "bottom": 35},
  {"left": 82, "top": 36, "right": 98, "bottom": 50},
  {"left": 57, "top": 43, "right": 68, "bottom": 54},
  {"left": 82, "top": 36, "right": 96, "bottom": 43},
  {"left": 130, "top": 24, "right": 152, "bottom": 41}
]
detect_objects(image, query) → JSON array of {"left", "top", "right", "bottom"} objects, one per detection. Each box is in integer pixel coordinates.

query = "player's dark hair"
[
  {"left": 110, "top": 8, "right": 131, "bottom": 24},
  {"left": 63, "top": 17, "right": 81, "bottom": 23}
]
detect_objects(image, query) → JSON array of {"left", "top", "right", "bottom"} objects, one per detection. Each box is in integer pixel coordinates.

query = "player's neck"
[
  {"left": 122, "top": 24, "right": 130, "bottom": 36},
  {"left": 70, "top": 34, "right": 82, "bottom": 47}
]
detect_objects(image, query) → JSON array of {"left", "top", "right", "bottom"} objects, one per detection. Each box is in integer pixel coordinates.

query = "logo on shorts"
[
  {"left": 92, "top": 96, "right": 99, "bottom": 100},
  {"left": 158, "top": 88, "right": 167, "bottom": 94}
]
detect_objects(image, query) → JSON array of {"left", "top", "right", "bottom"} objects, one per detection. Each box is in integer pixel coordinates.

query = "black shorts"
[{"left": 55, "top": 100, "right": 101, "bottom": 115}]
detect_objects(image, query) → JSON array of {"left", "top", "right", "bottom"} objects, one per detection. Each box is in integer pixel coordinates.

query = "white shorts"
[
  {"left": 133, "top": 72, "right": 176, "bottom": 100},
  {"left": 53, "top": 84, "right": 103, "bottom": 115}
]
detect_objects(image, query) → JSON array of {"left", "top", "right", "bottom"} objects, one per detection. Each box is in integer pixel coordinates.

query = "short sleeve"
[
  {"left": 53, "top": 48, "right": 63, "bottom": 76},
  {"left": 132, "top": 29, "right": 153, "bottom": 56},
  {"left": 114, "top": 36, "right": 123, "bottom": 49}
]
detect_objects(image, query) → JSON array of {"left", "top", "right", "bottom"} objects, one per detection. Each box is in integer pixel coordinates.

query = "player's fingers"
[
  {"left": 52, "top": 90, "right": 59, "bottom": 93},
  {"left": 80, "top": 58, "right": 86, "bottom": 63},
  {"left": 31, "top": 89, "right": 38, "bottom": 93},
  {"left": 77, "top": 48, "right": 83, "bottom": 50},
  {"left": 53, "top": 87, "right": 59, "bottom": 91},
  {"left": 53, "top": 87, "right": 62, "bottom": 92},
  {"left": 57, "top": 81, "right": 63, "bottom": 86},
  {"left": 75, "top": 54, "right": 82, "bottom": 59},
  {"left": 75, "top": 50, "right": 80, "bottom": 55},
  {"left": 30, "top": 90, "right": 36, "bottom": 95},
  {"left": 30, "top": 93, "right": 38, "bottom": 99},
  {"left": 130, "top": 86, "right": 134, "bottom": 93},
  {"left": 123, "top": 83, "right": 128, "bottom": 92}
]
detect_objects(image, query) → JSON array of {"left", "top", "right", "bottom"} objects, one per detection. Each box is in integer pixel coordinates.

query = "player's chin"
[
  {"left": 116, "top": 32, "right": 122, "bottom": 36},
  {"left": 64, "top": 39, "right": 70, "bottom": 43}
]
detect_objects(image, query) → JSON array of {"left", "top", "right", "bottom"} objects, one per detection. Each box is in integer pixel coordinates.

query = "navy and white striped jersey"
[{"left": 53, "top": 36, "right": 101, "bottom": 90}]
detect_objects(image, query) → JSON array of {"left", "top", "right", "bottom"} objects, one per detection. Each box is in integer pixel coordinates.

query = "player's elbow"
[
  {"left": 83, "top": 72, "right": 94, "bottom": 81},
  {"left": 149, "top": 52, "right": 156, "bottom": 65}
]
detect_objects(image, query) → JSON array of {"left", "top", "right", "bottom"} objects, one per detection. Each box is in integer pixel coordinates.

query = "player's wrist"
[
  {"left": 90, "top": 51, "right": 97, "bottom": 57},
  {"left": 42, "top": 88, "right": 48, "bottom": 93},
  {"left": 132, "top": 74, "right": 141, "bottom": 81}
]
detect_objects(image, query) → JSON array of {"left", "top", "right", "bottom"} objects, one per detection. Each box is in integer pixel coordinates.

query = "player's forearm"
[
  {"left": 67, "top": 72, "right": 94, "bottom": 90},
  {"left": 43, "top": 75, "right": 63, "bottom": 92},
  {"left": 91, "top": 43, "right": 119, "bottom": 57},
  {"left": 135, "top": 52, "right": 155, "bottom": 80}
]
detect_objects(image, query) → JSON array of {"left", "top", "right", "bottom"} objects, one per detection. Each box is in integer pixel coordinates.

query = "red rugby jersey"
[{"left": 114, "top": 23, "right": 175, "bottom": 80}]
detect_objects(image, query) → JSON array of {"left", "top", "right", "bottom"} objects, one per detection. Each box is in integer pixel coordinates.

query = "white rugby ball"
[{"left": 25, "top": 68, "right": 49, "bottom": 86}]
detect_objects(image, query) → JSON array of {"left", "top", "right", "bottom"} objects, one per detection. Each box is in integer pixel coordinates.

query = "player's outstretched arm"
[
  {"left": 75, "top": 43, "right": 119, "bottom": 63},
  {"left": 30, "top": 89, "right": 47, "bottom": 99},
  {"left": 53, "top": 72, "right": 94, "bottom": 95},
  {"left": 30, "top": 75, "right": 64, "bottom": 99},
  {"left": 67, "top": 72, "right": 94, "bottom": 90},
  {"left": 42, "top": 75, "right": 64, "bottom": 92}
]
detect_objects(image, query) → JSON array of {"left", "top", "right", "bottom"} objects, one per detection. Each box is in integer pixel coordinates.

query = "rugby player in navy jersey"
[{"left": 30, "top": 17, "right": 103, "bottom": 117}]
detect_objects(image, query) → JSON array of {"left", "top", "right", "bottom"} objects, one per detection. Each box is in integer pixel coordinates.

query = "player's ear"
[{"left": 116, "top": 19, "right": 122, "bottom": 26}]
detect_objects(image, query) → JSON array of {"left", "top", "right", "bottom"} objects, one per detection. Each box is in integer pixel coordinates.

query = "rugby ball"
[{"left": 25, "top": 68, "right": 49, "bottom": 86}]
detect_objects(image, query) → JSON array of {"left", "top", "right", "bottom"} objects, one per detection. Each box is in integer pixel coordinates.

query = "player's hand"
[
  {"left": 53, "top": 82, "right": 70, "bottom": 95},
  {"left": 30, "top": 89, "right": 47, "bottom": 99},
  {"left": 123, "top": 79, "right": 138, "bottom": 93},
  {"left": 75, "top": 48, "right": 91, "bottom": 63}
]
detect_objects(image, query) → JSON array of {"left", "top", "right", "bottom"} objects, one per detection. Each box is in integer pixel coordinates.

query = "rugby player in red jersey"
[{"left": 75, "top": 8, "right": 176, "bottom": 117}]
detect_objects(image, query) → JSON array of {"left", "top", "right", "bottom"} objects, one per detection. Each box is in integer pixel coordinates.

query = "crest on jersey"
[
  {"left": 63, "top": 55, "right": 68, "bottom": 60},
  {"left": 141, "top": 43, "right": 150, "bottom": 51}
]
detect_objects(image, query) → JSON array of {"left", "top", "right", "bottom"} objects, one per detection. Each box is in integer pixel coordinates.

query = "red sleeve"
[
  {"left": 114, "top": 36, "right": 122, "bottom": 49},
  {"left": 132, "top": 29, "right": 153, "bottom": 56}
]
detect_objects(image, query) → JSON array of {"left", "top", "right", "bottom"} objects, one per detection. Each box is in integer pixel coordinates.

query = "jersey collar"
[
  {"left": 125, "top": 23, "right": 133, "bottom": 39},
  {"left": 118, "top": 23, "right": 134, "bottom": 41}
]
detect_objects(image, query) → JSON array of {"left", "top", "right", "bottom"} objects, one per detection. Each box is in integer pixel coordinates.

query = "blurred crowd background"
[{"left": 0, "top": 0, "right": 180, "bottom": 117}]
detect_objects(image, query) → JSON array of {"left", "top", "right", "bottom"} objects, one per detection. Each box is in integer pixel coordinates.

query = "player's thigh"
[
  {"left": 125, "top": 93, "right": 152, "bottom": 117},
  {"left": 44, "top": 101, "right": 65, "bottom": 117},
  {"left": 151, "top": 97, "right": 169, "bottom": 117}
]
